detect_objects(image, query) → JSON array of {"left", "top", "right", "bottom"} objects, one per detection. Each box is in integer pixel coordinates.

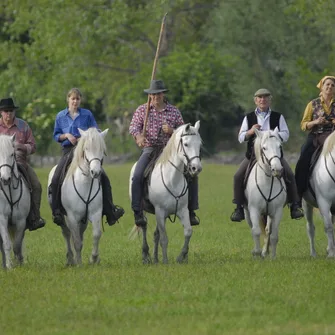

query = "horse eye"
[
  {"left": 262, "top": 146, "right": 266, "bottom": 150},
  {"left": 184, "top": 143, "right": 188, "bottom": 147}
]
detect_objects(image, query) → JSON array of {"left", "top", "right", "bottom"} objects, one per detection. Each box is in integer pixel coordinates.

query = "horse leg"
[
  {"left": 153, "top": 227, "right": 160, "bottom": 264},
  {"left": 12, "top": 224, "right": 25, "bottom": 265},
  {"left": 267, "top": 210, "right": 282, "bottom": 259},
  {"left": 0, "top": 235, "right": 5, "bottom": 268},
  {"left": 155, "top": 209, "right": 168, "bottom": 264},
  {"left": 70, "top": 223, "right": 83, "bottom": 265},
  {"left": 249, "top": 208, "right": 262, "bottom": 257},
  {"left": 141, "top": 224, "right": 151, "bottom": 264},
  {"left": 61, "top": 224, "right": 74, "bottom": 266},
  {"left": 90, "top": 218, "right": 102, "bottom": 264},
  {"left": 0, "top": 222, "right": 12, "bottom": 269},
  {"left": 303, "top": 200, "right": 317, "bottom": 257},
  {"left": 176, "top": 208, "right": 192, "bottom": 264},
  {"left": 318, "top": 199, "right": 335, "bottom": 257},
  {"left": 261, "top": 215, "right": 270, "bottom": 258}
]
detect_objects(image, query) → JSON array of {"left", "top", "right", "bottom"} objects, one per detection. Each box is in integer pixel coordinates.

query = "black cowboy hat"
[
  {"left": 144, "top": 80, "right": 169, "bottom": 94},
  {"left": 0, "top": 98, "right": 19, "bottom": 111}
]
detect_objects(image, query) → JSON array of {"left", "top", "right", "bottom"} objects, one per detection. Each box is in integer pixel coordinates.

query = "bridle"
[
  {"left": 161, "top": 131, "right": 201, "bottom": 222},
  {"left": 73, "top": 151, "right": 104, "bottom": 224},
  {"left": 255, "top": 135, "right": 286, "bottom": 215},
  {"left": 0, "top": 156, "right": 23, "bottom": 221}
]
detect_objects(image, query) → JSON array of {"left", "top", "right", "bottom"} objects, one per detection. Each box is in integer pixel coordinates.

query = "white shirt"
[{"left": 238, "top": 108, "right": 290, "bottom": 143}]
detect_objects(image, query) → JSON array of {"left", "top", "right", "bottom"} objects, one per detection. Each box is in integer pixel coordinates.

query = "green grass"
[{"left": 0, "top": 163, "right": 334, "bottom": 335}]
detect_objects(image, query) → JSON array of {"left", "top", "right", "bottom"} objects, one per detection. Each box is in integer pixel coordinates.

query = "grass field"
[{"left": 0, "top": 163, "right": 335, "bottom": 335}]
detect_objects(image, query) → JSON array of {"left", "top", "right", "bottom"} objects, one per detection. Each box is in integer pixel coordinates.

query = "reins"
[
  {"left": 0, "top": 161, "right": 24, "bottom": 221},
  {"left": 160, "top": 131, "right": 200, "bottom": 223}
]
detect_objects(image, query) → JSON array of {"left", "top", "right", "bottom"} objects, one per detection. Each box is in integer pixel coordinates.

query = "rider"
[
  {"left": 0, "top": 97, "right": 46, "bottom": 231},
  {"left": 51, "top": 88, "right": 125, "bottom": 226},
  {"left": 129, "top": 79, "right": 200, "bottom": 227},
  {"left": 230, "top": 88, "right": 304, "bottom": 222},
  {"left": 295, "top": 76, "right": 335, "bottom": 199}
]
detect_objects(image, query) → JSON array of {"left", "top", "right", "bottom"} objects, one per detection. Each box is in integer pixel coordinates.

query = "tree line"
[{"left": 0, "top": 0, "right": 334, "bottom": 156}]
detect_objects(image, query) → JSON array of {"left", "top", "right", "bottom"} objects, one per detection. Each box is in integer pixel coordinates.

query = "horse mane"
[
  {"left": 322, "top": 131, "right": 335, "bottom": 156},
  {"left": 156, "top": 124, "right": 199, "bottom": 166},
  {"left": 66, "top": 128, "right": 106, "bottom": 177},
  {"left": 0, "top": 134, "right": 14, "bottom": 156}
]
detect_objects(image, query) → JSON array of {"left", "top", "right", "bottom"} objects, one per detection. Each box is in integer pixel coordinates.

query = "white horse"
[
  {"left": 129, "top": 121, "right": 202, "bottom": 264},
  {"left": 244, "top": 128, "right": 287, "bottom": 258},
  {"left": 48, "top": 128, "right": 108, "bottom": 266},
  {"left": 0, "top": 134, "right": 31, "bottom": 269},
  {"left": 302, "top": 131, "right": 335, "bottom": 257}
]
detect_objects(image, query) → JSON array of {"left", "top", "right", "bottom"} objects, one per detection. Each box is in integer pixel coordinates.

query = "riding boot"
[
  {"left": 25, "top": 165, "right": 46, "bottom": 231},
  {"left": 188, "top": 176, "right": 200, "bottom": 226},
  {"left": 230, "top": 205, "right": 245, "bottom": 222},
  {"left": 101, "top": 170, "right": 124, "bottom": 226}
]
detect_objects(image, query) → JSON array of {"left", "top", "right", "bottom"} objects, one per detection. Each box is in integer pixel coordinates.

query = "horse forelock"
[
  {"left": 322, "top": 131, "right": 335, "bottom": 156},
  {"left": 66, "top": 128, "right": 106, "bottom": 177},
  {"left": 254, "top": 130, "right": 280, "bottom": 162}
]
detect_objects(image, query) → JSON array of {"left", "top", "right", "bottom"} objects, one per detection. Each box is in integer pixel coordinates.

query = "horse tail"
[
  {"left": 260, "top": 215, "right": 266, "bottom": 235},
  {"left": 128, "top": 226, "right": 142, "bottom": 240}
]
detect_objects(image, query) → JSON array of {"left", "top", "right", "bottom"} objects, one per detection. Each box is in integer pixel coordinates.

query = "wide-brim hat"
[
  {"left": 254, "top": 88, "right": 271, "bottom": 97},
  {"left": 0, "top": 98, "right": 19, "bottom": 111},
  {"left": 144, "top": 80, "right": 169, "bottom": 94}
]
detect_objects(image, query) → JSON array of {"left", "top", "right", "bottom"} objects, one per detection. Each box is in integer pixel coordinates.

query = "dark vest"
[{"left": 245, "top": 111, "right": 281, "bottom": 159}]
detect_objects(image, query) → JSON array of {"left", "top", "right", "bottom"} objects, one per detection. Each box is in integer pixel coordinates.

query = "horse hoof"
[
  {"left": 90, "top": 255, "right": 100, "bottom": 264},
  {"left": 252, "top": 250, "right": 262, "bottom": 257}
]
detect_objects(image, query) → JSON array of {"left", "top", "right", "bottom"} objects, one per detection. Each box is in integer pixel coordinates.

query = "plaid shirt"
[
  {"left": 0, "top": 117, "right": 36, "bottom": 164},
  {"left": 129, "top": 102, "right": 184, "bottom": 147}
]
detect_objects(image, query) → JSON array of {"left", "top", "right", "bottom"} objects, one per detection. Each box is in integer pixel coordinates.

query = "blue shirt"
[{"left": 53, "top": 108, "right": 98, "bottom": 147}]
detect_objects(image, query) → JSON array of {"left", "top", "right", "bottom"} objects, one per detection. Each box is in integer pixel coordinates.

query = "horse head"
[
  {"left": 0, "top": 134, "right": 17, "bottom": 185},
  {"left": 254, "top": 127, "right": 283, "bottom": 177},
  {"left": 178, "top": 121, "right": 203, "bottom": 176},
  {"left": 78, "top": 128, "right": 108, "bottom": 179}
]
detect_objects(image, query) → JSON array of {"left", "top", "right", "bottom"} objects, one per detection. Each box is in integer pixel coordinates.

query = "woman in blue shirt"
[{"left": 51, "top": 88, "right": 124, "bottom": 226}]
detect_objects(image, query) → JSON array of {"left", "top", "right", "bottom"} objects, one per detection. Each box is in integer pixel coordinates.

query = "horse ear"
[
  {"left": 185, "top": 123, "right": 191, "bottom": 131},
  {"left": 78, "top": 128, "right": 85, "bottom": 137},
  {"left": 100, "top": 129, "right": 109, "bottom": 138},
  {"left": 11, "top": 134, "right": 16, "bottom": 142},
  {"left": 194, "top": 120, "right": 200, "bottom": 131},
  {"left": 254, "top": 128, "right": 261, "bottom": 137},
  {"left": 273, "top": 127, "right": 279, "bottom": 135}
]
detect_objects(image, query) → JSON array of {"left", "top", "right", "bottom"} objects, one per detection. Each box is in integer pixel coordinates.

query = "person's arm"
[
  {"left": 300, "top": 102, "right": 314, "bottom": 131},
  {"left": 278, "top": 115, "right": 289, "bottom": 142},
  {"left": 18, "top": 123, "right": 36, "bottom": 155},
  {"left": 129, "top": 106, "right": 144, "bottom": 139},
  {"left": 238, "top": 116, "right": 250, "bottom": 143}
]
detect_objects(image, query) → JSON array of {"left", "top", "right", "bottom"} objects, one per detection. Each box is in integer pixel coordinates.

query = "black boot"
[
  {"left": 189, "top": 211, "right": 200, "bottom": 226},
  {"left": 52, "top": 209, "right": 64, "bottom": 226},
  {"left": 230, "top": 205, "right": 245, "bottom": 222},
  {"left": 106, "top": 205, "right": 125, "bottom": 226},
  {"left": 27, "top": 218, "right": 46, "bottom": 231},
  {"left": 134, "top": 211, "right": 147, "bottom": 227},
  {"left": 290, "top": 202, "right": 304, "bottom": 219}
]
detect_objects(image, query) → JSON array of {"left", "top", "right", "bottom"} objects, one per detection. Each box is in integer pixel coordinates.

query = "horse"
[
  {"left": 129, "top": 121, "right": 202, "bottom": 264},
  {"left": 0, "top": 134, "right": 31, "bottom": 269},
  {"left": 244, "top": 128, "right": 287, "bottom": 259},
  {"left": 302, "top": 131, "right": 335, "bottom": 258},
  {"left": 48, "top": 128, "right": 108, "bottom": 266}
]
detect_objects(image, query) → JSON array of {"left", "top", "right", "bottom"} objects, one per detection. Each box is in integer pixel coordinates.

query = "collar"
[
  {"left": 0, "top": 116, "right": 18, "bottom": 128},
  {"left": 320, "top": 95, "right": 335, "bottom": 106},
  {"left": 255, "top": 107, "right": 271, "bottom": 115},
  {"left": 66, "top": 108, "right": 81, "bottom": 115}
]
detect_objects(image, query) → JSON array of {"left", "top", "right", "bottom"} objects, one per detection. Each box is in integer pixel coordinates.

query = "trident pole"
[{"left": 142, "top": 13, "right": 168, "bottom": 138}]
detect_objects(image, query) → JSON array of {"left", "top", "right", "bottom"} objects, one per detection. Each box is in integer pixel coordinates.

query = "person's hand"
[
  {"left": 14, "top": 142, "right": 27, "bottom": 153},
  {"left": 135, "top": 134, "right": 146, "bottom": 148},
  {"left": 249, "top": 124, "right": 262, "bottom": 135},
  {"left": 66, "top": 133, "right": 77, "bottom": 145},
  {"left": 162, "top": 123, "right": 173, "bottom": 134}
]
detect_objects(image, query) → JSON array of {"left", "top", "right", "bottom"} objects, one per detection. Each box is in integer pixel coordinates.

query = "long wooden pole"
[{"left": 142, "top": 13, "right": 168, "bottom": 138}]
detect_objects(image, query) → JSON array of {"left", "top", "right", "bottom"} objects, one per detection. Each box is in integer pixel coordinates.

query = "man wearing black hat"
[
  {"left": 0, "top": 98, "right": 45, "bottom": 231},
  {"left": 129, "top": 80, "right": 200, "bottom": 227},
  {"left": 230, "top": 89, "right": 304, "bottom": 222}
]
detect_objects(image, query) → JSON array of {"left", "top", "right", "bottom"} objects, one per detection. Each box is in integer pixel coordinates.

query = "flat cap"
[{"left": 254, "top": 88, "right": 271, "bottom": 97}]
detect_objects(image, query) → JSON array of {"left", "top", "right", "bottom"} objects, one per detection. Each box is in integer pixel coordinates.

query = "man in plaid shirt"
[{"left": 129, "top": 80, "right": 200, "bottom": 227}]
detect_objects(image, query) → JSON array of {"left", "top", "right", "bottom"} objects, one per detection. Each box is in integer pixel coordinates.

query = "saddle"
[
  {"left": 142, "top": 147, "right": 163, "bottom": 215},
  {"left": 17, "top": 164, "right": 32, "bottom": 192}
]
